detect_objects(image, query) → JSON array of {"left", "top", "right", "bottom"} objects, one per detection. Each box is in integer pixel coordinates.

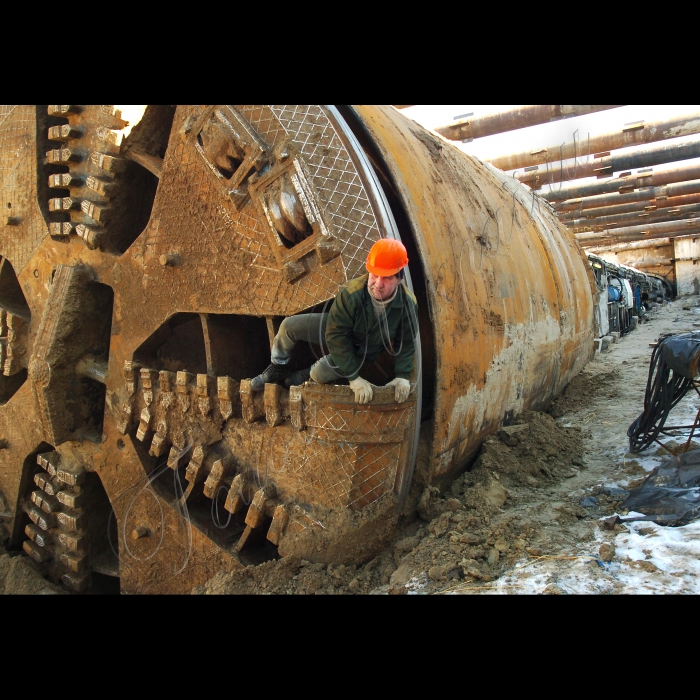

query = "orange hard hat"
[{"left": 366, "top": 238, "right": 409, "bottom": 276}]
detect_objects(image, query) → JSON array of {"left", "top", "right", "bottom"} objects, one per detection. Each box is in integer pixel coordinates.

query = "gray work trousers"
[{"left": 270, "top": 313, "right": 348, "bottom": 384}]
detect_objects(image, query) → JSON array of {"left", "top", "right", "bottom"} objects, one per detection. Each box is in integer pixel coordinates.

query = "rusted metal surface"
[
  {"left": 1, "top": 104, "right": 419, "bottom": 593},
  {"left": 566, "top": 202, "right": 700, "bottom": 232},
  {"left": 576, "top": 217, "right": 700, "bottom": 246},
  {"left": 558, "top": 193, "right": 700, "bottom": 222},
  {"left": 0, "top": 104, "right": 598, "bottom": 594},
  {"left": 518, "top": 136, "right": 700, "bottom": 188},
  {"left": 351, "top": 105, "right": 596, "bottom": 485},
  {"left": 489, "top": 113, "right": 700, "bottom": 172},
  {"left": 554, "top": 178, "right": 700, "bottom": 213},
  {"left": 434, "top": 105, "right": 623, "bottom": 142},
  {"left": 543, "top": 163, "right": 700, "bottom": 203}
]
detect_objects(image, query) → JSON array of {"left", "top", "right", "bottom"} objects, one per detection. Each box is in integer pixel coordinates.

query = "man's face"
[{"left": 368, "top": 272, "right": 401, "bottom": 301}]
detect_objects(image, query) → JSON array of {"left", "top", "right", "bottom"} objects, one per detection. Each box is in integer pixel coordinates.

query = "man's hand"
[
  {"left": 387, "top": 378, "right": 411, "bottom": 403},
  {"left": 349, "top": 377, "right": 373, "bottom": 404}
]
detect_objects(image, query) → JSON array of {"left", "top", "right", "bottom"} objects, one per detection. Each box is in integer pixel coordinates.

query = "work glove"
[
  {"left": 349, "top": 376, "right": 373, "bottom": 404},
  {"left": 386, "top": 377, "right": 411, "bottom": 403}
]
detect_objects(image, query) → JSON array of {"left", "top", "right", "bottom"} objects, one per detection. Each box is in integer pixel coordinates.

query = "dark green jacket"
[{"left": 325, "top": 274, "right": 418, "bottom": 381}]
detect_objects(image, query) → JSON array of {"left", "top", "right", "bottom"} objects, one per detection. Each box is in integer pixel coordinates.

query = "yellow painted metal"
[{"left": 353, "top": 106, "right": 597, "bottom": 484}]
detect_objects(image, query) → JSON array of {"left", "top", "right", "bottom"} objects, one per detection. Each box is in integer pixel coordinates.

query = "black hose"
[{"left": 627, "top": 335, "right": 695, "bottom": 453}]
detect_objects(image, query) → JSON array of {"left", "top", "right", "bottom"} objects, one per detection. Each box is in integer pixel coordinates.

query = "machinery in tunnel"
[
  {"left": 0, "top": 105, "right": 597, "bottom": 593},
  {"left": 588, "top": 253, "right": 671, "bottom": 337}
]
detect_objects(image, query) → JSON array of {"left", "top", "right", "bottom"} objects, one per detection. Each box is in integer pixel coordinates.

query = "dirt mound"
[
  {"left": 0, "top": 542, "right": 66, "bottom": 595},
  {"left": 549, "top": 365, "right": 621, "bottom": 419},
  {"left": 194, "top": 410, "right": 588, "bottom": 595}
]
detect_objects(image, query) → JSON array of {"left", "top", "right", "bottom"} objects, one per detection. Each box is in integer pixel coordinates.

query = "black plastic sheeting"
[
  {"left": 627, "top": 332, "right": 700, "bottom": 453},
  {"left": 660, "top": 333, "right": 700, "bottom": 379},
  {"left": 622, "top": 448, "right": 700, "bottom": 526}
]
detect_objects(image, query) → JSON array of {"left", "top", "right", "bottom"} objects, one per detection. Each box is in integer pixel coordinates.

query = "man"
[{"left": 251, "top": 238, "right": 418, "bottom": 404}]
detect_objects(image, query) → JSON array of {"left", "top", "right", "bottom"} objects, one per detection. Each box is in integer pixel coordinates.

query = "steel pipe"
[
  {"left": 558, "top": 193, "right": 700, "bottom": 221},
  {"left": 554, "top": 178, "right": 700, "bottom": 213},
  {"left": 543, "top": 163, "right": 700, "bottom": 203},
  {"left": 586, "top": 239, "right": 673, "bottom": 254},
  {"left": 629, "top": 259, "right": 674, "bottom": 268},
  {"left": 434, "top": 105, "right": 623, "bottom": 142},
  {"left": 566, "top": 202, "right": 700, "bottom": 231},
  {"left": 517, "top": 137, "right": 700, "bottom": 188},
  {"left": 488, "top": 113, "right": 700, "bottom": 172},
  {"left": 576, "top": 217, "right": 700, "bottom": 245}
]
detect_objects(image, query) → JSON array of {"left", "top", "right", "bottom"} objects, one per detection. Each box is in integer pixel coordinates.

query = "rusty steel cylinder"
[{"left": 351, "top": 106, "right": 596, "bottom": 484}]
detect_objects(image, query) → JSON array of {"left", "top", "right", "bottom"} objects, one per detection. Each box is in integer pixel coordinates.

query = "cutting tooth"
[
  {"left": 48, "top": 196, "right": 80, "bottom": 212},
  {"left": 37, "top": 452, "right": 60, "bottom": 477},
  {"left": 80, "top": 199, "right": 110, "bottom": 223},
  {"left": 225, "top": 474, "right": 247, "bottom": 514},
  {"left": 96, "top": 126, "right": 123, "bottom": 149},
  {"left": 61, "top": 572, "right": 90, "bottom": 592},
  {"left": 86, "top": 175, "right": 118, "bottom": 197},
  {"left": 136, "top": 407, "right": 152, "bottom": 442},
  {"left": 48, "top": 124, "right": 83, "bottom": 141},
  {"left": 50, "top": 222, "right": 74, "bottom": 237},
  {"left": 149, "top": 433, "right": 169, "bottom": 457},
  {"left": 100, "top": 105, "right": 128, "bottom": 130},
  {"left": 31, "top": 489, "right": 60, "bottom": 513},
  {"left": 27, "top": 506, "right": 56, "bottom": 530},
  {"left": 48, "top": 105, "right": 82, "bottom": 116},
  {"left": 56, "top": 463, "right": 85, "bottom": 487},
  {"left": 56, "top": 490, "right": 83, "bottom": 509},
  {"left": 91, "top": 151, "right": 127, "bottom": 174},
  {"left": 46, "top": 147, "right": 82, "bottom": 164},
  {"left": 59, "top": 551, "right": 87, "bottom": 573},
  {"left": 267, "top": 504, "right": 289, "bottom": 545},
  {"left": 74, "top": 223, "right": 102, "bottom": 250},
  {"left": 203, "top": 457, "right": 232, "bottom": 499},
  {"left": 58, "top": 530, "right": 86, "bottom": 553},
  {"left": 57, "top": 510, "right": 84, "bottom": 530},
  {"left": 25, "top": 523, "right": 50, "bottom": 548},
  {"left": 48, "top": 172, "right": 82, "bottom": 188},
  {"left": 23, "top": 540, "right": 49, "bottom": 563}
]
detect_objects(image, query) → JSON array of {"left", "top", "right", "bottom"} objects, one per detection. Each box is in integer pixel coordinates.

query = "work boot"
[
  {"left": 284, "top": 367, "right": 312, "bottom": 389},
  {"left": 250, "top": 362, "right": 290, "bottom": 391}
]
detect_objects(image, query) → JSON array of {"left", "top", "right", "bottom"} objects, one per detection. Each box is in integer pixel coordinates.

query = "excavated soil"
[
  {"left": 0, "top": 551, "right": 66, "bottom": 595},
  {"left": 3, "top": 298, "right": 698, "bottom": 595}
]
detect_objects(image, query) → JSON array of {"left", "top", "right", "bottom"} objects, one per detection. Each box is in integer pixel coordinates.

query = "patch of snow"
[{"left": 457, "top": 520, "right": 700, "bottom": 595}]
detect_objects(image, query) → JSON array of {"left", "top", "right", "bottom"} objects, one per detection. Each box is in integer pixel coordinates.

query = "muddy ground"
[{"left": 3, "top": 296, "right": 698, "bottom": 595}]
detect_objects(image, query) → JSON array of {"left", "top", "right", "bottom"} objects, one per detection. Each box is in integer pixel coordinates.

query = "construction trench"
[{"left": 1, "top": 105, "right": 699, "bottom": 595}]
